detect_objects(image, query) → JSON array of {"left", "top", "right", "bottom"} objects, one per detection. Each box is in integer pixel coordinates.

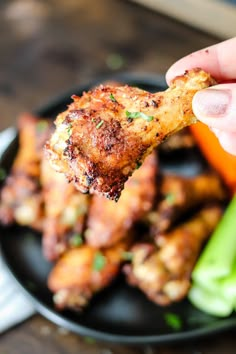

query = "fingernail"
[{"left": 193, "top": 89, "right": 231, "bottom": 117}]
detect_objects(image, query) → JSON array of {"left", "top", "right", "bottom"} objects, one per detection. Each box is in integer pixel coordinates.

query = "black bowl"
[{"left": 1, "top": 73, "right": 236, "bottom": 344}]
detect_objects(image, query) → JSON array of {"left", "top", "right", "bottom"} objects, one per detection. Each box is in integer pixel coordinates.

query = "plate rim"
[
  {"left": 1, "top": 246, "right": 236, "bottom": 345},
  {"left": 1, "top": 72, "right": 236, "bottom": 344}
]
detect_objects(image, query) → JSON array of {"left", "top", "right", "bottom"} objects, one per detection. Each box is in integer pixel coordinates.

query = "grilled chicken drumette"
[
  {"left": 85, "top": 152, "right": 158, "bottom": 248},
  {"left": 45, "top": 69, "right": 216, "bottom": 200},
  {"left": 48, "top": 239, "right": 130, "bottom": 310},
  {"left": 124, "top": 204, "right": 223, "bottom": 306},
  {"left": 40, "top": 157, "right": 90, "bottom": 261},
  {"left": 147, "top": 172, "right": 227, "bottom": 234},
  {"left": 0, "top": 114, "right": 51, "bottom": 230}
]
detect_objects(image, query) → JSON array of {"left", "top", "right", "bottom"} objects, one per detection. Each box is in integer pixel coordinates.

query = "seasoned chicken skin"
[
  {"left": 147, "top": 172, "right": 227, "bottom": 234},
  {"left": 41, "top": 157, "right": 90, "bottom": 261},
  {"left": 124, "top": 205, "right": 222, "bottom": 306},
  {"left": 45, "top": 69, "right": 216, "bottom": 200},
  {"left": 0, "top": 114, "right": 51, "bottom": 230},
  {"left": 85, "top": 152, "right": 158, "bottom": 247},
  {"left": 48, "top": 240, "right": 130, "bottom": 310}
]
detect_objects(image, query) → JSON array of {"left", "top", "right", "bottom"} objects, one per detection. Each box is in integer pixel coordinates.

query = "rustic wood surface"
[{"left": 0, "top": 0, "right": 236, "bottom": 353}]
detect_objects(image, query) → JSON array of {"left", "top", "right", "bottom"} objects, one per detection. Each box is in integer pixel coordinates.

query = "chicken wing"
[
  {"left": 48, "top": 240, "right": 130, "bottom": 310},
  {"left": 45, "top": 69, "right": 216, "bottom": 201},
  {"left": 147, "top": 172, "right": 227, "bottom": 234},
  {"left": 85, "top": 152, "right": 158, "bottom": 247},
  {"left": 124, "top": 204, "right": 222, "bottom": 306},
  {"left": 0, "top": 114, "right": 52, "bottom": 230},
  {"left": 41, "top": 157, "right": 90, "bottom": 261}
]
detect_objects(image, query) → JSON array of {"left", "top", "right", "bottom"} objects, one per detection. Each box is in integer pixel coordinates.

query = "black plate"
[{"left": 1, "top": 73, "right": 236, "bottom": 344}]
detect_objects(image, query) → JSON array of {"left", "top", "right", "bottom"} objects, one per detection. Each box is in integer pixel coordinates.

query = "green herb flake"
[
  {"left": 0, "top": 167, "right": 6, "bottom": 181},
  {"left": 70, "top": 234, "right": 83, "bottom": 247},
  {"left": 165, "top": 193, "right": 175, "bottom": 205},
  {"left": 164, "top": 312, "right": 182, "bottom": 331},
  {"left": 93, "top": 252, "right": 106, "bottom": 271},
  {"left": 135, "top": 161, "right": 142, "bottom": 170},
  {"left": 126, "top": 111, "right": 154, "bottom": 122},
  {"left": 36, "top": 120, "right": 48, "bottom": 133},
  {"left": 122, "top": 251, "right": 133, "bottom": 261},
  {"left": 96, "top": 120, "right": 104, "bottom": 129},
  {"left": 67, "top": 123, "right": 72, "bottom": 135},
  {"left": 106, "top": 53, "right": 124, "bottom": 70},
  {"left": 84, "top": 336, "right": 96, "bottom": 344},
  {"left": 110, "top": 93, "right": 117, "bottom": 103}
]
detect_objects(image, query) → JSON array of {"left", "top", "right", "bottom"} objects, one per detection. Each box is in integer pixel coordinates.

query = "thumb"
[{"left": 192, "top": 84, "right": 236, "bottom": 155}]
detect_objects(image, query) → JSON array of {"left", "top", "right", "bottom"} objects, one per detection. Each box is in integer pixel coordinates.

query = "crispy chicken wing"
[
  {"left": 147, "top": 173, "right": 227, "bottom": 234},
  {"left": 85, "top": 152, "right": 158, "bottom": 247},
  {"left": 0, "top": 114, "right": 52, "bottom": 230},
  {"left": 41, "top": 157, "right": 90, "bottom": 261},
  {"left": 124, "top": 204, "right": 222, "bottom": 306},
  {"left": 45, "top": 69, "right": 216, "bottom": 200},
  {"left": 48, "top": 240, "right": 130, "bottom": 310}
]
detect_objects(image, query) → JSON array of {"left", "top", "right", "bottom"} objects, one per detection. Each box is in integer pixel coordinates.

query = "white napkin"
[
  {"left": 0, "top": 127, "right": 35, "bottom": 334},
  {"left": 0, "top": 255, "right": 35, "bottom": 333}
]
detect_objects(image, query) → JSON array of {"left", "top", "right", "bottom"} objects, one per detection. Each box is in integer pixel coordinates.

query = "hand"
[{"left": 166, "top": 37, "right": 236, "bottom": 155}]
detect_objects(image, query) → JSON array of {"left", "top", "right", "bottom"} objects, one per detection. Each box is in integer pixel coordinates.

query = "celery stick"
[
  {"left": 189, "top": 196, "right": 236, "bottom": 317},
  {"left": 188, "top": 286, "right": 233, "bottom": 317},
  {"left": 221, "top": 260, "right": 236, "bottom": 299},
  {"left": 192, "top": 195, "right": 236, "bottom": 286}
]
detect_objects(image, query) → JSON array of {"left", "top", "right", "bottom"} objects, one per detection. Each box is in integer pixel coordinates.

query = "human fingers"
[
  {"left": 211, "top": 129, "right": 236, "bottom": 156},
  {"left": 192, "top": 83, "right": 236, "bottom": 133},
  {"left": 166, "top": 37, "right": 236, "bottom": 85}
]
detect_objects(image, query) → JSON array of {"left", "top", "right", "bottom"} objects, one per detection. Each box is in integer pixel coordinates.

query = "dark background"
[{"left": 0, "top": 0, "right": 235, "bottom": 353}]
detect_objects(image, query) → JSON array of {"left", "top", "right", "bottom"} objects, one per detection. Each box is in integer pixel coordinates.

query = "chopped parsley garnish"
[
  {"left": 122, "top": 251, "right": 133, "bottom": 261},
  {"left": 165, "top": 193, "right": 175, "bottom": 205},
  {"left": 110, "top": 93, "right": 117, "bottom": 103},
  {"left": 164, "top": 312, "right": 182, "bottom": 331},
  {"left": 0, "top": 167, "right": 6, "bottom": 181},
  {"left": 96, "top": 120, "right": 104, "bottom": 129},
  {"left": 126, "top": 111, "right": 154, "bottom": 122},
  {"left": 70, "top": 233, "right": 83, "bottom": 247},
  {"left": 67, "top": 123, "right": 72, "bottom": 135},
  {"left": 135, "top": 161, "right": 142, "bottom": 169},
  {"left": 93, "top": 252, "right": 106, "bottom": 271},
  {"left": 36, "top": 120, "right": 48, "bottom": 133}
]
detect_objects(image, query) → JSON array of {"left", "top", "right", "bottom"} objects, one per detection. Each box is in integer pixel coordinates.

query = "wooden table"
[{"left": 0, "top": 0, "right": 235, "bottom": 353}]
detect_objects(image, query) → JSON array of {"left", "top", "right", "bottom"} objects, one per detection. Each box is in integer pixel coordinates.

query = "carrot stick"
[{"left": 190, "top": 122, "right": 236, "bottom": 193}]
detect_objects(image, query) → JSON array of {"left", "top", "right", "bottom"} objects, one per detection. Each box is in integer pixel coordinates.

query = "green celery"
[
  {"left": 189, "top": 195, "right": 236, "bottom": 317},
  {"left": 192, "top": 195, "right": 236, "bottom": 286},
  {"left": 188, "top": 286, "right": 233, "bottom": 317},
  {"left": 221, "top": 260, "right": 236, "bottom": 300}
]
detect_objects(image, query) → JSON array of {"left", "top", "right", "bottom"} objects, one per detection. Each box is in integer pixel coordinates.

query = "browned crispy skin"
[
  {"left": 124, "top": 205, "right": 223, "bottom": 306},
  {"left": 41, "top": 157, "right": 90, "bottom": 261},
  {"left": 48, "top": 240, "right": 129, "bottom": 310},
  {"left": 85, "top": 152, "right": 158, "bottom": 248},
  {"left": 147, "top": 173, "right": 227, "bottom": 234},
  {"left": 45, "top": 69, "right": 216, "bottom": 200},
  {"left": 0, "top": 114, "right": 52, "bottom": 230}
]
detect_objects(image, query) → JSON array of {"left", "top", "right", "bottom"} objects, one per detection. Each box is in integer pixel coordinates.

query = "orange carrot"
[{"left": 190, "top": 122, "right": 236, "bottom": 193}]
